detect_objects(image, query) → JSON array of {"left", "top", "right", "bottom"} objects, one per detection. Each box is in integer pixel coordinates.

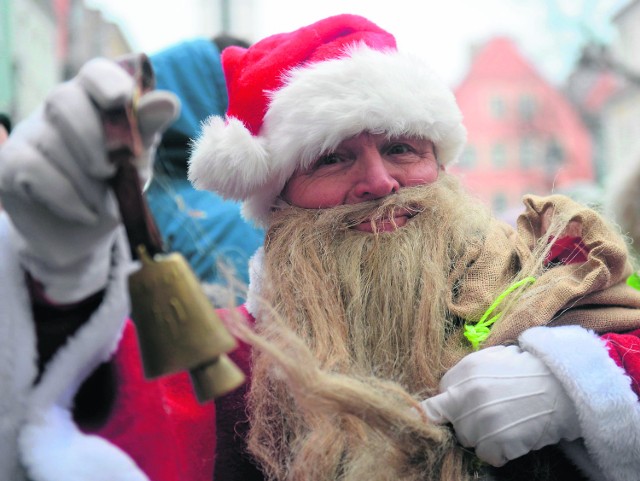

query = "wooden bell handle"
[{"left": 100, "top": 53, "right": 164, "bottom": 259}]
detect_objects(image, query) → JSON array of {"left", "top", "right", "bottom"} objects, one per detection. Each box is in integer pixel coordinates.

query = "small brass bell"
[{"left": 128, "top": 245, "right": 245, "bottom": 402}]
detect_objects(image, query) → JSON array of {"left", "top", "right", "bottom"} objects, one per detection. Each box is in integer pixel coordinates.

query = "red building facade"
[{"left": 451, "top": 37, "right": 594, "bottom": 219}]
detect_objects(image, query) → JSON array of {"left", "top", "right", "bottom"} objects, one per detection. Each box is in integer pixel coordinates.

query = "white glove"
[
  {"left": 421, "top": 345, "right": 581, "bottom": 467},
  {"left": 0, "top": 58, "right": 178, "bottom": 303}
]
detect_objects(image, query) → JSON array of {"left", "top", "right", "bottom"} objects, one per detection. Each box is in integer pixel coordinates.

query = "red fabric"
[
  {"left": 222, "top": 14, "right": 396, "bottom": 135},
  {"left": 545, "top": 236, "right": 589, "bottom": 266},
  {"left": 91, "top": 320, "right": 216, "bottom": 481},
  {"left": 214, "top": 307, "right": 263, "bottom": 480},
  {"left": 602, "top": 328, "right": 640, "bottom": 399}
]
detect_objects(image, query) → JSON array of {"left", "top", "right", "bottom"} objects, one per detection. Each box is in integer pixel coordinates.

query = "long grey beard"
[{"left": 244, "top": 175, "right": 495, "bottom": 481}]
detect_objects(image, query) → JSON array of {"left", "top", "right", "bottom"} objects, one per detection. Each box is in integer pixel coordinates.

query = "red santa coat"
[{"left": 89, "top": 320, "right": 217, "bottom": 481}]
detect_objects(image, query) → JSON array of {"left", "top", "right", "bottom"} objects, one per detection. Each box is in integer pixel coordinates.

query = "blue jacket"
[{"left": 146, "top": 39, "right": 264, "bottom": 297}]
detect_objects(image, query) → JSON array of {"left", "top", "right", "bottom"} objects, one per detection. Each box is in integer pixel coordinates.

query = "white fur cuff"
[{"left": 520, "top": 325, "right": 640, "bottom": 481}]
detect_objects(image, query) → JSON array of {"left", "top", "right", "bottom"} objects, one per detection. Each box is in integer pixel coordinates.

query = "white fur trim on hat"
[
  {"left": 189, "top": 116, "right": 270, "bottom": 199},
  {"left": 190, "top": 45, "right": 466, "bottom": 228}
]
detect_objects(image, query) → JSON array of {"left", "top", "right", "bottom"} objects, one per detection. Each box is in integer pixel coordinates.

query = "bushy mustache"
[{"left": 275, "top": 184, "right": 438, "bottom": 232}]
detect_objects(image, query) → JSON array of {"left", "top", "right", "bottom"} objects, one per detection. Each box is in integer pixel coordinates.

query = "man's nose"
[{"left": 351, "top": 150, "right": 400, "bottom": 201}]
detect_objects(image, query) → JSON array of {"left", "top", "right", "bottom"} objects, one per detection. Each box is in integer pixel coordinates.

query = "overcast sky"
[{"left": 86, "top": 0, "right": 628, "bottom": 87}]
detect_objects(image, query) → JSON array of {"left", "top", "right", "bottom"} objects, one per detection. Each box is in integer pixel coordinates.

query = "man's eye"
[
  {"left": 386, "top": 143, "right": 412, "bottom": 155},
  {"left": 316, "top": 153, "right": 343, "bottom": 166}
]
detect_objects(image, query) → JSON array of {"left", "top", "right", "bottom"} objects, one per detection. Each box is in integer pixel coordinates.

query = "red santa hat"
[{"left": 189, "top": 14, "right": 466, "bottom": 227}]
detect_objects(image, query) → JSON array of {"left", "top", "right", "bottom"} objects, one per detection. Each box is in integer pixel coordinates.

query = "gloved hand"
[
  {"left": 0, "top": 58, "right": 179, "bottom": 303},
  {"left": 421, "top": 345, "right": 581, "bottom": 467}
]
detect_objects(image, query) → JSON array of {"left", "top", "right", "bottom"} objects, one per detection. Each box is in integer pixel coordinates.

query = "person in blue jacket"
[{"left": 146, "top": 35, "right": 265, "bottom": 302}]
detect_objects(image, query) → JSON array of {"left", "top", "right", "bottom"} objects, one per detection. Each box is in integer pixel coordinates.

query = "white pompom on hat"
[{"left": 189, "top": 14, "right": 466, "bottom": 228}]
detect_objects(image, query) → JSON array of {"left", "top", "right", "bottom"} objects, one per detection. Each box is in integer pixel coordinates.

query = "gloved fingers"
[
  {"left": 419, "top": 394, "right": 474, "bottom": 448},
  {"left": 0, "top": 136, "right": 100, "bottom": 225},
  {"left": 423, "top": 391, "right": 540, "bottom": 464},
  {"left": 46, "top": 58, "right": 142, "bottom": 181},
  {"left": 437, "top": 344, "right": 551, "bottom": 392},
  {"left": 438, "top": 345, "right": 513, "bottom": 389},
  {"left": 4, "top": 191, "right": 119, "bottom": 269},
  {"left": 136, "top": 90, "right": 180, "bottom": 147},
  {"left": 77, "top": 57, "right": 134, "bottom": 111},
  {"left": 131, "top": 90, "right": 181, "bottom": 188},
  {"left": 474, "top": 440, "right": 511, "bottom": 467},
  {"left": 44, "top": 80, "right": 115, "bottom": 180},
  {"left": 475, "top": 427, "right": 547, "bottom": 467},
  {"left": 419, "top": 395, "right": 450, "bottom": 425}
]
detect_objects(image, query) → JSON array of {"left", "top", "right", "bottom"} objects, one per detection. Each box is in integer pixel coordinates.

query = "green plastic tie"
[
  {"left": 463, "top": 276, "right": 536, "bottom": 350},
  {"left": 627, "top": 272, "right": 640, "bottom": 291}
]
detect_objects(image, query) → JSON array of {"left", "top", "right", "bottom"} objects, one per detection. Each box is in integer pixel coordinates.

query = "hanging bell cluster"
[{"left": 128, "top": 245, "right": 245, "bottom": 402}]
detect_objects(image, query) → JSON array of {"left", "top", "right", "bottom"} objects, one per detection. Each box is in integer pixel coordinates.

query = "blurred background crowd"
[{"left": 2, "top": 0, "right": 639, "bottom": 225}]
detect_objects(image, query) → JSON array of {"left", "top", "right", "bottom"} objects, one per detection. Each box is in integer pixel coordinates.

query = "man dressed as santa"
[{"left": 1, "top": 13, "right": 640, "bottom": 481}]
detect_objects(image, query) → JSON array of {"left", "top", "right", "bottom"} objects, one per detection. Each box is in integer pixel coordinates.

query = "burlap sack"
[{"left": 445, "top": 194, "right": 640, "bottom": 359}]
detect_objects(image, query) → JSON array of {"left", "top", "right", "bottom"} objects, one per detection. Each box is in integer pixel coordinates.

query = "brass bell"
[
  {"left": 190, "top": 353, "right": 246, "bottom": 401},
  {"left": 128, "top": 245, "right": 245, "bottom": 401}
]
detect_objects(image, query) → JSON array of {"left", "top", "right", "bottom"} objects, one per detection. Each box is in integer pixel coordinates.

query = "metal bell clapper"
[{"left": 128, "top": 246, "right": 246, "bottom": 402}]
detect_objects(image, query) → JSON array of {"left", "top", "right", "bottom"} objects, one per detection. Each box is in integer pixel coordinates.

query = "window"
[
  {"left": 544, "top": 138, "right": 564, "bottom": 173},
  {"left": 518, "top": 94, "right": 536, "bottom": 122},
  {"left": 459, "top": 145, "right": 476, "bottom": 168},
  {"left": 492, "top": 192, "right": 508, "bottom": 213},
  {"left": 519, "top": 137, "right": 536, "bottom": 169},
  {"left": 491, "top": 142, "right": 507, "bottom": 168},
  {"left": 490, "top": 96, "right": 506, "bottom": 119}
]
